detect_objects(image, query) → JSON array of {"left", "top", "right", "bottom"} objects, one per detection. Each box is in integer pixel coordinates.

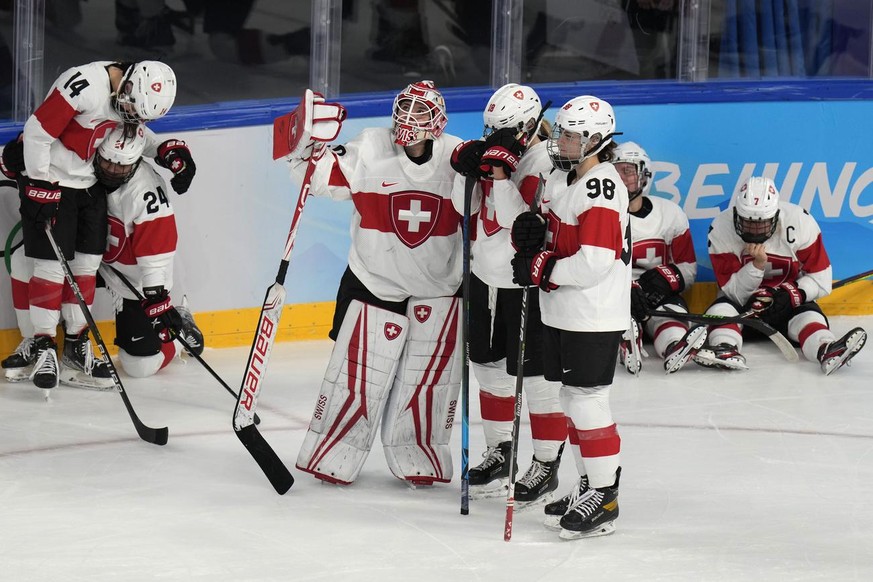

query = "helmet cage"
[
  {"left": 392, "top": 81, "right": 447, "bottom": 147},
  {"left": 613, "top": 141, "right": 652, "bottom": 201},
  {"left": 733, "top": 208, "right": 780, "bottom": 243},
  {"left": 94, "top": 124, "right": 146, "bottom": 188},
  {"left": 732, "top": 177, "right": 781, "bottom": 243}
]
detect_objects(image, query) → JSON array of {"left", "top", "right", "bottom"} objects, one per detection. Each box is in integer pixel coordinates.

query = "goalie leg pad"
[
  {"left": 296, "top": 300, "right": 408, "bottom": 484},
  {"left": 381, "top": 297, "right": 462, "bottom": 485}
]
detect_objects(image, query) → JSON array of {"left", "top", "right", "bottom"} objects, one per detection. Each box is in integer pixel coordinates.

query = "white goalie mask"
[
  {"left": 114, "top": 61, "right": 177, "bottom": 124},
  {"left": 483, "top": 83, "right": 542, "bottom": 139},
  {"left": 94, "top": 124, "right": 146, "bottom": 188},
  {"left": 733, "top": 176, "right": 781, "bottom": 243},
  {"left": 547, "top": 96, "right": 616, "bottom": 171},
  {"left": 613, "top": 141, "right": 652, "bottom": 202},
  {"left": 391, "top": 80, "right": 448, "bottom": 147}
]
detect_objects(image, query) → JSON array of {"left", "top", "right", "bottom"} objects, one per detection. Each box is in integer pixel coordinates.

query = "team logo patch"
[
  {"left": 384, "top": 322, "right": 403, "bottom": 340},
  {"left": 389, "top": 191, "right": 441, "bottom": 248},
  {"left": 151, "top": 82, "right": 162, "bottom": 92},
  {"left": 413, "top": 304, "right": 432, "bottom": 323},
  {"left": 103, "top": 215, "right": 128, "bottom": 263}
]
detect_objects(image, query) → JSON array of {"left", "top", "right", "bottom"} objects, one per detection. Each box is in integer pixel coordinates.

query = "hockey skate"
[
  {"left": 818, "top": 327, "right": 867, "bottom": 376},
  {"left": 2, "top": 337, "right": 38, "bottom": 382},
  {"left": 175, "top": 297, "right": 205, "bottom": 357},
  {"left": 543, "top": 475, "right": 588, "bottom": 530},
  {"left": 619, "top": 320, "right": 644, "bottom": 375},
  {"left": 514, "top": 443, "right": 564, "bottom": 511},
  {"left": 663, "top": 325, "right": 707, "bottom": 374},
  {"left": 60, "top": 331, "right": 115, "bottom": 391},
  {"left": 558, "top": 468, "right": 621, "bottom": 540},
  {"left": 469, "top": 441, "right": 516, "bottom": 499},
  {"left": 693, "top": 342, "right": 748, "bottom": 370},
  {"left": 29, "top": 336, "right": 59, "bottom": 392}
]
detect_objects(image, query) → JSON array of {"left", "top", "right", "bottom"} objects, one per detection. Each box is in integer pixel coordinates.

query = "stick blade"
[{"left": 236, "top": 424, "right": 294, "bottom": 494}]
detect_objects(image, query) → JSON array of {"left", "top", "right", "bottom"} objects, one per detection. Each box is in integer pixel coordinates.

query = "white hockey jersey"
[
  {"left": 23, "top": 61, "right": 161, "bottom": 188},
  {"left": 292, "top": 128, "right": 463, "bottom": 302},
  {"left": 102, "top": 162, "right": 177, "bottom": 298},
  {"left": 540, "top": 162, "right": 632, "bottom": 332},
  {"left": 708, "top": 201, "right": 832, "bottom": 305},
  {"left": 630, "top": 195, "right": 697, "bottom": 285},
  {"left": 449, "top": 141, "right": 552, "bottom": 289}
]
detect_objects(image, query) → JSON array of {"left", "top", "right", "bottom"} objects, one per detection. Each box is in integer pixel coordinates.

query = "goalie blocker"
[{"left": 296, "top": 297, "right": 462, "bottom": 486}]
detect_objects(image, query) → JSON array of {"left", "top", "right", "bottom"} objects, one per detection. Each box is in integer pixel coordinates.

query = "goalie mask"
[
  {"left": 613, "top": 141, "right": 652, "bottom": 202},
  {"left": 547, "top": 96, "right": 616, "bottom": 171},
  {"left": 94, "top": 124, "right": 146, "bottom": 188},
  {"left": 733, "top": 176, "right": 781, "bottom": 243},
  {"left": 392, "top": 80, "right": 448, "bottom": 147},
  {"left": 113, "top": 61, "right": 177, "bottom": 125},
  {"left": 483, "top": 83, "right": 542, "bottom": 144}
]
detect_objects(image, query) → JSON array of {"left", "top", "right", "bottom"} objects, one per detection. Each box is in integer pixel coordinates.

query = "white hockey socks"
[
  {"left": 296, "top": 300, "right": 408, "bottom": 484},
  {"left": 560, "top": 385, "right": 620, "bottom": 490},
  {"left": 381, "top": 297, "right": 462, "bottom": 485}
]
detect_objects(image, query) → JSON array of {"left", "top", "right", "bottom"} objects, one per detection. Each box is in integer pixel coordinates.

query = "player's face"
[
  {"left": 556, "top": 129, "right": 583, "bottom": 160},
  {"left": 397, "top": 98, "right": 432, "bottom": 126},
  {"left": 96, "top": 156, "right": 137, "bottom": 186},
  {"left": 614, "top": 162, "right": 640, "bottom": 192}
]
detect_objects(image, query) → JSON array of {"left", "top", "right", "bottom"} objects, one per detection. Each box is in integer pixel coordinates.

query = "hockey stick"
[
  {"left": 647, "top": 307, "right": 799, "bottom": 362},
  {"left": 103, "top": 265, "right": 261, "bottom": 426},
  {"left": 504, "top": 174, "right": 546, "bottom": 541},
  {"left": 44, "top": 224, "right": 168, "bottom": 445},
  {"left": 833, "top": 269, "right": 873, "bottom": 290},
  {"left": 460, "top": 173, "right": 474, "bottom": 515},
  {"left": 230, "top": 149, "right": 331, "bottom": 495}
]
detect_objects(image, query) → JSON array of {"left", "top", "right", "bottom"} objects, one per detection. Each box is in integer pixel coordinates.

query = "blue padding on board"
[{"left": 3, "top": 78, "right": 873, "bottom": 140}]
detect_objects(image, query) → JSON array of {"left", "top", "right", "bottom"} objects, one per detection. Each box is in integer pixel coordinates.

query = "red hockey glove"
[
  {"left": 510, "top": 211, "right": 547, "bottom": 251},
  {"left": 141, "top": 286, "right": 186, "bottom": 343},
  {"left": 479, "top": 127, "right": 525, "bottom": 176},
  {"left": 1, "top": 134, "right": 24, "bottom": 179},
  {"left": 450, "top": 140, "right": 486, "bottom": 177},
  {"left": 156, "top": 139, "right": 196, "bottom": 194},
  {"left": 746, "top": 283, "right": 806, "bottom": 325},
  {"left": 637, "top": 263, "right": 685, "bottom": 307},
  {"left": 22, "top": 178, "right": 62, "bottom": 224}
]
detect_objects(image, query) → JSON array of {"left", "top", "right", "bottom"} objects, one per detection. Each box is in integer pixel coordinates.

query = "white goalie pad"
[
  {"left": 296, "top": 300, "right": 408, "bottom": 484},
  {"left": 272, "top": 88, "right": 347, "bottom": 160},
  {"left": 381, "top": 297, "right": 463, "bottom": 486}
]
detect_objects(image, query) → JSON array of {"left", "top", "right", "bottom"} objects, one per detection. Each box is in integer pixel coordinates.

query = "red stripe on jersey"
[
  {"left": 479, "top": 390, "right": 514, "bottom": 422},
  {"left": 33, "top": 89, "right": 79, "bottom": 139},
  {"left": 59, "top": 119, "right": 117, "bottom": 161},
  {"left": 669, "top": 229, "right": 697, "bottom": 265},
  {"left": 798, "top": 321, "right": 828, "bottom": 346},
  {"left": 355, "top": 191, "right": 460, "bottom": 238},
  {"left": 518, "top": 174, "right": 542, "bottom": 207},
  {"left": 132, "top": 215, "right": 178, "bottom": 260},
  {"left": 570, "top": 422, "right": 621, "bottom": 458},
  {"left": 12, "top": 277, "right": 29, "bottom": 310},
  {"left": 795, "top": 233, "right": 831, "bottom": 275},
  {"left": 29, "top": 277, "right": 63, "bottom": 310},
  {"left": 710, "top": 251, "right": 744, "bottom": 289},
  {"left": 578, "top": 206, "right": 623, "bottom": 257},
  {"left": 530, "top": 412, "right": 568, "bottom": 441},
  {"left": 327, "top": 156, "right": 350, "bottom": 189},
  {"left": 62, "top": 275, "right": 96, "bottom": 305}
]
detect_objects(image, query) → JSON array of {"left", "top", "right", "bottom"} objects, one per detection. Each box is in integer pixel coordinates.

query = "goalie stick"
[
  {"left": 44, "top": 224, "right": 168, "bottom": 445},
  {"left": 103, "top": 265, "right": 260, "bottom": 426},
  {"left": 504, "top": 173, "right": 546, "bottom": 541},
  {"left": 459, "top": 173, "right": 474, "bottom": 515},
  {"left": 647, "top": 307, "right": 799, "bottom": 362}
]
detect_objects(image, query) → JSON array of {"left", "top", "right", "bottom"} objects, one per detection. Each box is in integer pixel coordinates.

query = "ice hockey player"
[
  {"left": 288, "top": 81, "right": 465, "bottom": 486},
  {"left": 449, "top": 83, "right": 567, "bottom": 508},
  {"left": 0, "top": 60, "right": 195, "bottom": 393},
  {"left": 613, "top": 141, "right": 706, "bottom": 375},
  {"left": 511, "top": 95, "right": 627, "bottom": 540},
  {"left": 695, "top": 176, "right": 866, "bottom": 374}
]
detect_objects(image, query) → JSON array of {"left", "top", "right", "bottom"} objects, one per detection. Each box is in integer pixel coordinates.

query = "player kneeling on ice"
[
  {"left": 613, "top": 141, "right": 706, "bottom": 375},
  {"left": 695, "top": 176, "right": 865, "bottom": 374},
  {"left": 449, "top": 83, "right": 567, "bottom": 507},
  {"left": 287, "top": 82, "right": 465, "bottom": 486}
]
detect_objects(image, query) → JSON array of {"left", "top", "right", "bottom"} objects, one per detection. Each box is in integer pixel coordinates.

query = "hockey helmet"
[
  {"left": 547, "top": 96, "right": 616, "bottom": 171},
  {"left": 114, "top": 61, "right": 177, "bottom": 124},
  {"left": 483, "top": 83, "right": 542, "bottom": 140},
  {"left": 613, "top": 141, "right": 652, "bottom": 202},
  {"left": 733, "top": 176, "right": 781, "bottom": 243}
]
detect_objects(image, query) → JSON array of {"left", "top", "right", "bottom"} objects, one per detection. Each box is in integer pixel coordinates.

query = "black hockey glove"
[
  {"left": 479, "top": 127, "right": 525, "bottom": 176},
  {"left": 637, "top": 264, "right": 684, "bottom": 307},
  {"left": 510, "top": 211, "right": 547, "bottom": 251},
  {"left": 21, "top": 178, "right": 62, "bottom": 224},
  {"left": 745, "top": 282, "right": 806, "bottom": 325},
  {"left": 156, "top": 139, "right": 196, "bottom": 194},
  {"left": 450, "top": 139, "right": 486, "bottom": 177},
  {"left": 141, "top": 286, "right": 186, "bottom": 343},
  {"left": 630, "top": 281, "right": 650, "bottom": 322},
  {"left": 1, "top": 134, "right": 24, "bottom": 179},
  {"left": 512, "top": 250, "right": 558, "bottom": 291}
]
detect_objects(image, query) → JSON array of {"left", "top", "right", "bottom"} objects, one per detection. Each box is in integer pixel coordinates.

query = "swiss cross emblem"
[
  {"left": 589, "top": 101, "right": 600, "bottom": 111},
  {"left": 513, "top": 90, "right": 524, "bottom": 99},
  {"left": 384, "top": 322, "right": 402, "bottom": 340},
  {"left": 414, "top": 304, "right": 432, "bottom": 323},
  {"left": 151, "top": 82, "right": 162, "bottom": 92},
  {"left": 389, "top": 191, "right": 442, "bottom": 248},
  {"left": 103, "top": 216, "right": 128, "bottom": 263}
]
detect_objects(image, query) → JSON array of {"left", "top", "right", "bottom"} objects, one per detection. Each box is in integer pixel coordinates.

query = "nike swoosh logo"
[
  {"left": 131, "top": 336, "right": 144, "bottom": 342},
  {"left": 563, "top": 368, "right": 572, "bottom": 374},
  {"left": 382, "top": 181, "right": 398, "bottom": 187}
]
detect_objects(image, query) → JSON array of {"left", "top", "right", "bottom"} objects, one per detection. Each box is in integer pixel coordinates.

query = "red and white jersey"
[
  {"left": 23, "top": 61, "right": 160, "bottom": 188},
  {"left": 708, "top": 201, "right": 832, "bottom": 305},
  {"left": 102, "top": 163, "right": 177, "bottom": 298},
  {"left": 630, "top": 195, "right": 697, "bottom": 285},
  {"left": 293, "top": 127, "right": 463, "bottom": 302},
  {"left": 450, "top": 141, "right": 552, "bottom": 288},
  {"left": 540, "top": 162, "right": 632, "bottom": 332}
]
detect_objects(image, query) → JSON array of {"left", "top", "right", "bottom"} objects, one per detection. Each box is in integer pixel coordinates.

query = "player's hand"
[
  {"left": 141, "top": 286, "right": 186, "bottom": 342},
  {"left": 22, "top": 178, "right": 61, "bottom": 224},
  {"left": 630, "top": 281, "right": 650, "bottom": 321},
  {"left": 1, "top": 134, "right": 24, "bottom": 179},
  {"left": 479, "top": 127, "right": 525, "bottom": 176},
  {"left": 512, "top": 250, "right": 558, "bottom": 291},
  {"left": 744, "top": 243, "right": 768, "bottom": 270},
  {"left": 156, "top": 139, "right": 196, "bottom": 194},
  {"left": 450, "top": 140, "right": 486, "bottom": 177},
  {"left": 637, "top": 264, "right": 684, "bottom": 307},
  {"left": 511, "top": 211, "right": 547, "bottom": 251}
]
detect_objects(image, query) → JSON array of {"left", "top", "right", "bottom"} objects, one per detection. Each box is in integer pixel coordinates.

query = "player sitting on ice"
[
  {"left": 449, "top": 83, "right": 567, "bottom": 507},
  {"left": 283, "top": 83, "right": 465, "bottom": 486},
  {"left": 695, "top": 176, "right": 865, "bottom": 374},
  {"left": 613, "top": 141, "right": 707, "bottom": 375}
]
